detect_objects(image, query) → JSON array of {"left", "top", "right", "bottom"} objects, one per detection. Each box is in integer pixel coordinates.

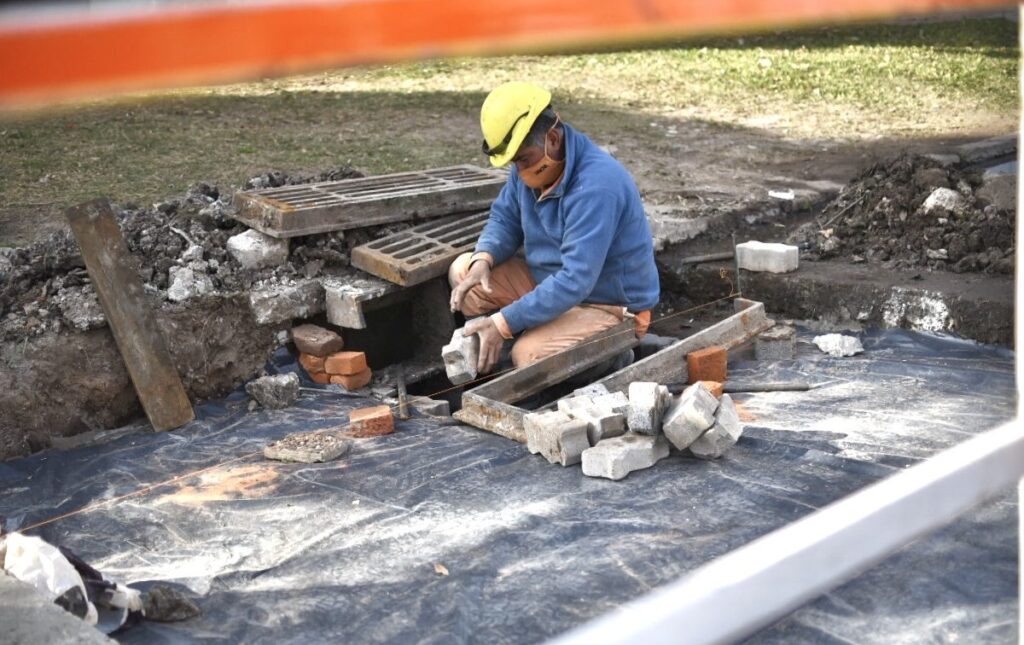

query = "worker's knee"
[
  {"left": 448, "top": 252, "right": 474, "bottom": 289},
  {"left": 511, "top": 335, "right": 546, "bottom": 368}
]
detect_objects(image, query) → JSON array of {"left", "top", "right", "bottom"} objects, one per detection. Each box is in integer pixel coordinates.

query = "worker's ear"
[{"left": 546, "top": 125, "right": 563, "bottom": 156}]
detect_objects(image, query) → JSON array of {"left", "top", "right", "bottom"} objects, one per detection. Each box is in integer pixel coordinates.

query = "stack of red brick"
[{"left": 292, "top": 323, "right": 372, "bottom": 390}]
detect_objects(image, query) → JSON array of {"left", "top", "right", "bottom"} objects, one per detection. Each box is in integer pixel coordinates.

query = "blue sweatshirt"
[{"left": 475, "top": 124, "right": 660, "bottom": 334}]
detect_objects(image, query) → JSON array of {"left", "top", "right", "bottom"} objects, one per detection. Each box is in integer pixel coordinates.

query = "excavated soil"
[
  {"left": 792, "top": 154, "right": 1014, "bottom": 274},
  {"left": 0, "top": 165, "right": 430, "bottom": 460}
]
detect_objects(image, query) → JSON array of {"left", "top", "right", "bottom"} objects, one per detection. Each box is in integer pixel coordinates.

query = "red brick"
[
  {"left": 687, "top": 346, "right": 727, "bottom": 384},
  {"left": 324, "top": 351, "right": 368, "bottom": 376},
  {"left": 292, "top": 324, "right": 344, "bottom": 357},
  {"left": 348, "top": 405, "right": 394, "bottom": 437},
  {"left": 298, "top": 353, "right": 326, "bottom": 374},
  {"left": 697, "top": 380, "right": 724, "bottom": 398},
  {"left": 309, "top": 371, "right": 332, "bottom": 385},
  {"left": 330, "top": 368, "right": 372, "bottom": 391}
]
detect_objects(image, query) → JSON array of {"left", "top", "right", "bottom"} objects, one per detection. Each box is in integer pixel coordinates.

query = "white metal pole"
[{"left": 552, "top": 421, "right": 1024, "bottom": 645}]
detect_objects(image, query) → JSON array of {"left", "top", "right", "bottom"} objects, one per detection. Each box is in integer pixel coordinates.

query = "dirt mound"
[
  {"left": 794, "top": 154, "right": 1013, "bottom": 274},
  {"left": 0, "top": 166, "right": 397, "bottom": 344}
]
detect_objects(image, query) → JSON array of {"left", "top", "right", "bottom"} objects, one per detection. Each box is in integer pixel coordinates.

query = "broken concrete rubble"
[
  {"left": 581, "top": 434, "right": 670, "bottom": 480},
  {"left": 245, "top": 373, "right": 300, "bottom": 409},
  {"left": 167, "top": 263, "right": 215, "bottom": 303},
  {"left": 736, "top": 241, "right": 799, "bottom": 273},
  {"left": 813, "top": 334, "right": 864, "bottom": 357},
  {"left": 627, "top": 382, "right": 671, "bottom": 435},
  {"left": 922, "top": 187, "right": 967, "bottom": 216},
  {"left": 264, "top": 430, "right": 351, "bottom": 463},
  {"left": 226, "top": 229, "right": 290, "bottom": 270},
  {"left": 523, "top": 410, "right": 589, "bottom": 466},
  {"left": 662, "top": 383, "right": 719, "bottom": 451},
  {"left": 690, "top": 394, "right": 743, "bottom": 460},
  {"left": 442, "top": 327, "right": 480, "bottom": 385},
  {"left": 142, "top": 585, "right": 202, "bottom": 623},
  {"left": 249, "top": 279, "right": 324, "bottom": 325}
]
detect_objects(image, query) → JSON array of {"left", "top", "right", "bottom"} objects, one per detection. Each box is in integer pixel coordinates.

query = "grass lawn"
[{"left": 0, "top": 16, "right": 1017, "bottom": 246}]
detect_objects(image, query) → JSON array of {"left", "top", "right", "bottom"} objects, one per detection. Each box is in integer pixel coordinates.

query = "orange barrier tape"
[{"left": 0, "top": 0, "right": 1014, "bottom": 106}]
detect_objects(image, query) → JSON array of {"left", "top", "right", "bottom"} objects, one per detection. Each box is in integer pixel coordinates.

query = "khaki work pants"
[{"left": 448, "top": 252, "right": 642, "bottom": 368}]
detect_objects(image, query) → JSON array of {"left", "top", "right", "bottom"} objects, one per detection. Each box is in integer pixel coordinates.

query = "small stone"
[
  {"left": 581, "top": 434, "right": 671, "bottom": 480},
  {"left": 227, "top": 229, "right": 289, "bottom": 270},
  {"left": 523, "top": 410, "right": 590, "bottom": 466},
  {"left": 663, "top": 383, "right": 720, "bottom": 450},
  {"left": 167, "top": 264, "right": 214, "bottom": 303},
  {"left": 291, "top": 324, "right": 344, "bottom": 357},
  {"left": 245, "top": 373, "right": 300, "bottom": 409},
  {"left": 442, "top": 327, "right": 480, "bottom": 385},
  {"left": 264, "top": 430, "right": 351, "bottom": 463},
  {"left": 627, "top": 382, "right": 671, "bottom": 435},
  {"left": 690, "top": 394, "right": 743, "bottom": 459},
  {"left": 921, "top": 187, "right": 967, "bottom": 216},
  {"left": 142, "top": 585, "right": 201, "bottom": 622},
  {"left": 736, "top": 241, "right": 799, "bottom": 273},
  {"left": 812, "top": 334, "right": 864, "bottom": 357}
]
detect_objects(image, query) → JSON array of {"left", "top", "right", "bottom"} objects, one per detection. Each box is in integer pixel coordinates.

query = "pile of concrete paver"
[
  {"left": 524, "top": 380, "right": 742, "bottom": 480},
  {"left": 521, "top": 344, "right": 744, "bottom": 481}
]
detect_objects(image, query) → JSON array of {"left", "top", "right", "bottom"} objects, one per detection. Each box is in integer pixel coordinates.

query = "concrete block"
[
  {"left": 687, "top": 346, "right": 727, "bottom": 384},
  {"left": 557, "top": 396, "right": 626, "bottom": 446},
  {"left": 410, "top": 398, "right": 451, "bottom": 417},
  {"left": 442, "top": 327, "right": 480, "bottom": 385},
  {"left": 227, "top": 229, "right": 289, "bottom": 270},
  {"left": 322, "top": 275, "right": 400, "bottom": 329},
  {"left": 592, "top": 391, "right": 630, "bottom": 416},
  {"left": 167, "top": 262, "right": 215, "bottom": 302},
  {"left": 348, "top": 405, "right": 395, "bottom": 437},
  {"left": 573, "top": 382, "right": 610, "bottom": 398},
  {"left": 291, "top": 323, "right": 343, "bottom": 356},
  {"left": 736, "top": 241, "right": 799, "bottom": 273},
  {"left": 264, "top": 430, "right": 351, "bottom": 463},
  {"left": 324, "top": 351, "right": 368, "bottom": 375},
  {"left": 523, "top": 410, "right": 590, "bottom": 466},
  {"left": 690, "top": 394, "right": 743, "bottom": 459},
  {"left": 755, "top": 325, "right": 795, "bottom": 361},
  {"left": 663, "top": 382, "right": 719, "bottom": 450},
  {"left": 330, "top": 368, "right": 372, "bottom": 390},
  {"left": 627, "top": 382, "right": 671, "bottom": 435},
  {"left": 245, "top": 373, "right": 300, "bottom": 409},
  {"left": 249, "top": 279, "right": 324, "bottom": 325},
  {"left": 581, "top": 434, "right": 671, "bottom": 480}
]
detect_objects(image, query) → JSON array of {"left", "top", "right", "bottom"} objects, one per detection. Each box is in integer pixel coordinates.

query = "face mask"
[{"left": 517, "top": 119, "right": 565, "bottom": 190}]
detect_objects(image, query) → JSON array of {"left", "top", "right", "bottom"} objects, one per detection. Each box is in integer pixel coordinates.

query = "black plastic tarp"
[{"left": 0, "top": 328, "right": 1016, "bottom": 643}]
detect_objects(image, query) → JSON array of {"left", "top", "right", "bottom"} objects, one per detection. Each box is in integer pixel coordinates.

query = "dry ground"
[{"left": 0, "top": 15, "right": 1017, "bottom": 247}]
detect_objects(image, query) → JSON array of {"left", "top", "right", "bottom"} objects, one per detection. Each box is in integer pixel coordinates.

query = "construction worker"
[{"left": 449, "top": 81, "right": 660, "bottom": 375}]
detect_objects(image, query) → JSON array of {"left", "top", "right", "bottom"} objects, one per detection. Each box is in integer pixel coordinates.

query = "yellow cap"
[{"left": 480, "top": 82, "right": 551, "bottom": 168}]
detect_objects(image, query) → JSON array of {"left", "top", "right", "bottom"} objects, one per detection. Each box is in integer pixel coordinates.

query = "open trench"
[{"left": 0, "top": 146, "right": 1015, "bottom": 461}]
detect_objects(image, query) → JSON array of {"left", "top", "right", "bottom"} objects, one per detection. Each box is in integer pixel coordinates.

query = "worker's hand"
[
  {"left": 464, "top": 316, "right": 504, "bottom": 374},
  {"left": 450, "top": 259, "right": 492, "bottom": 312}
]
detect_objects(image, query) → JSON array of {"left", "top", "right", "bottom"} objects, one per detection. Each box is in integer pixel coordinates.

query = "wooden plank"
[
  {"left": 351, "top": 211, "right": 489, "bottom": 286},
  {"left": 453, "top": 320, "right": 638, "bottom": 442},
  {"left": 597, "top": 300, "right": 773, "bottom": 393},
  {"left": 66, "top": 199, "right": 195, "bottom": 431},
  {"left": 232, "top": 165, "right": 506, "bottom": 238}
]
